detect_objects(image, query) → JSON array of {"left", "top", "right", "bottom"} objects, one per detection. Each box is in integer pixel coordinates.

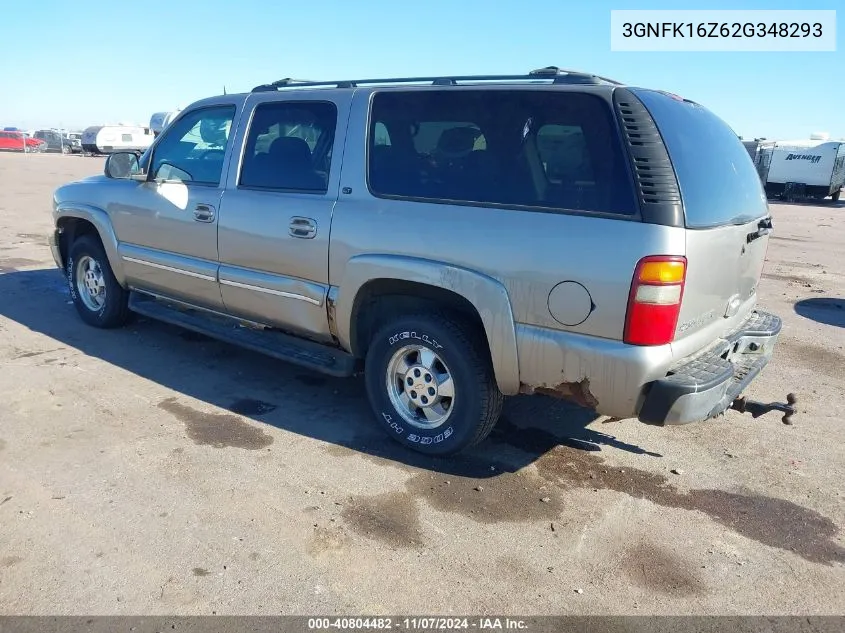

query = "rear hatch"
[{"left": 633, "top": 89, "right": 771, "bottom": 351}]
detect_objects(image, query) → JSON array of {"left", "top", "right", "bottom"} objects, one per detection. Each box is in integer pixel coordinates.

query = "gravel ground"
[{"left": 0, "top": 153, "right": 843, "bottom": 615}]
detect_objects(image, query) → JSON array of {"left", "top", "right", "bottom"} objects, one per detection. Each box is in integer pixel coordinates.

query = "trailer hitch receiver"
[{"left": 730, "top": 393, "right": 798, "bottom": 425}]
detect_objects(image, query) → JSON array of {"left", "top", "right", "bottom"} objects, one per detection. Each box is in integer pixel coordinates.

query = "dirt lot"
[{"left": 0, "top": 153, "right": 843, "bottom": 615}]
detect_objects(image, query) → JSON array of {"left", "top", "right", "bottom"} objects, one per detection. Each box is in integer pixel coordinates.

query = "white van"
[{"left": 81, "top": 125, "right": 156, "bottom": 155}]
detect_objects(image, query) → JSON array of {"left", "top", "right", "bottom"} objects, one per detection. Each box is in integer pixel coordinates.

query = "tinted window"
[
  {"left": 367, "top": 90, "right": 636, "bottom": 215},
  {"left": 239, "top": 101, "right": 336, "bottom": 193},
  {"left": 634, "top": 89, "right": 768, "bottom": 228},
  {"left": 150, "top": 105, "right": 235, "bottom": 185}
]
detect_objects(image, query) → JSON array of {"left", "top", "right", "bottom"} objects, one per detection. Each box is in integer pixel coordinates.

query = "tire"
[
  {"left": 61, "top": 144, "right": 71, "bottom": 154},
  {"left": 364, "top": 313, "right": 503, "bottom": 455},
  {"left": 66, "top": 235, "right": 131, "bottom": 328},
  {"left": 832, "top": 190, "right": 841, "bottom": 202}
]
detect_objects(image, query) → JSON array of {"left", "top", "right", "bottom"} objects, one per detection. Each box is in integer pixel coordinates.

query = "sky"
[{"left": 0, "top": 0, "right": 841, "bottom": 140}]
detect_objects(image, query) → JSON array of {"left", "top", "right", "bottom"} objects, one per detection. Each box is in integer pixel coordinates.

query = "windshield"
[{"left": 633, "top": 88, "right": 768, "bottom": 229}]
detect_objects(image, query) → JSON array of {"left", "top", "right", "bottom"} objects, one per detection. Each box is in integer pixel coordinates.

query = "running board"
[{"left": 128, "top": 292, "right": 356, "bottom": 378}]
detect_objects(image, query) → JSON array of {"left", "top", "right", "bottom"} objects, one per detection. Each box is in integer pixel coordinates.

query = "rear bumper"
[{"left": 638, "top": 311, "right": 781, "bottom": 425}]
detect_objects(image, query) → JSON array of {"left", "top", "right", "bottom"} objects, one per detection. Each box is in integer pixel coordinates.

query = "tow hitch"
[{"left": 730, "top": 393, "right": 798, "bottom": 425}]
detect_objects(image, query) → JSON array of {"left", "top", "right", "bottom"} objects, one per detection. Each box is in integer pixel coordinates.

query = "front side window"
[
  {"left": 239, "top": 101, "right": 337, "bottom": 192},
  {"left": 367, "top": 90, "right": 636, "bottom": 215},
  {"left": 150, "top": 105, "right": 235, "bottom": 185}
]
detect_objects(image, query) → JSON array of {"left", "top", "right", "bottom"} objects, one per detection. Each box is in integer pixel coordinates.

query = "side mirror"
[{"left": 104, "top": 152, "right": 143, "bottom": 180}]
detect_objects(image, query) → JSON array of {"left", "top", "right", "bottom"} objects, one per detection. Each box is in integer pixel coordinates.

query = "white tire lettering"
[
  {"left": 388, "top": 330, "right": 444, "bottom": 350},
  {"left": 66, "top": 257, "right": 77, "bottom": 299},
  {"left": 381, "top": 412, "right": 403, "bottom": 435},
  {"left": 380, "top": 421, "right": 454, "bottom": 445}
]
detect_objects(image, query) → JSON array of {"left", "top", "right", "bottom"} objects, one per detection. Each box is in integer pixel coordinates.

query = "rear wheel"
[
  {"left": 67, "top": 235, "right": 131, "bottom": 328},
  {"left": 364, "top": 313, "right": 503, "bottom": 455}
]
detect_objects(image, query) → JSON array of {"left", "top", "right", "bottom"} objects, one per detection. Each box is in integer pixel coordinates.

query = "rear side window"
[
  {"left": 634, "top": 89, "right": 768, "bottom": 229},
  {"left": 240, "top": 101, "right": 337, "bottom": 192},
  {"left": 367, "top": 90, "right": 636, "bottom": 215}
]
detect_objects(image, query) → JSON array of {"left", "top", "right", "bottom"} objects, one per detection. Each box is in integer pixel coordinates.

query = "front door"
[
  {"left": 216, "top": 93, "right": 350, "bottom": 342},
  {"left": 110, "top": 104, "right": 238, "bottom": 310}
]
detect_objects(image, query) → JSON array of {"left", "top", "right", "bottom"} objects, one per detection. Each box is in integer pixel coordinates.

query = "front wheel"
[
  {"left": 67, "top": 235, "right": 131, "bottom": 328},
  {"left": 364, "top": 313, "right": 503, "bottom": 455}
]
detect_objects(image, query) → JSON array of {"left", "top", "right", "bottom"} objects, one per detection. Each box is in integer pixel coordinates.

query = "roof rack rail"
[
  {"left": 252, "top": 78, "right": 319, "bottom": 92},
  {"left": 250, "top": 66, "right": 622, "bottom": 92}
]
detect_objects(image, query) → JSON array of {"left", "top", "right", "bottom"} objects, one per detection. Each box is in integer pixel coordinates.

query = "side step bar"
[{"left": 128, "top": 292, "right": 356, "bottom": 378}]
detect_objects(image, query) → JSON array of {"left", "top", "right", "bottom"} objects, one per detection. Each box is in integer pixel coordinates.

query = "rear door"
[
  {"left": 632, "top": 89, "right": 771, "bottom": 351},
  {"left": 215, "top": 91, "right": 351, "bottom": 343}
]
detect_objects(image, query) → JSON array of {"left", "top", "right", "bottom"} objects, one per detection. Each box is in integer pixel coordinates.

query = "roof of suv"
[
  {"left": 185, "top": 67, "right": 631, "bottom": 111},
  {"left": 247, "top": 66, "right": 624, "bottom": 94}
]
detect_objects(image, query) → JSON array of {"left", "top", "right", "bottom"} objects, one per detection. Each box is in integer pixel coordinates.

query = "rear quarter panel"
[{"left": 330, "top": 89, "right": 686, "bottom": 343}]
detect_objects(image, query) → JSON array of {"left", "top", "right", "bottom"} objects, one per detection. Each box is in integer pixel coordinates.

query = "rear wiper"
[{"left": 747, "top": 216, "right": 773, "bottom": 243}]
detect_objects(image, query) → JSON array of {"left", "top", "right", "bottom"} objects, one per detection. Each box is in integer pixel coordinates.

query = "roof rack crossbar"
[{"left": 250, "top": 67, "right": 622, "bottom": 92}]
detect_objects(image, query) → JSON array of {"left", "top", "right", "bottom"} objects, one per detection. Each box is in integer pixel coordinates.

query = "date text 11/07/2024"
[{"left": 307, "top": 617, "right": 529, "bottom": 630}]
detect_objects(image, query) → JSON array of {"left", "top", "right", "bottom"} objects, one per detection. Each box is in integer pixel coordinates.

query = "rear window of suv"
[
  {"left": 367, "top": 90, "right": 637, "bottom": 216},
  {"left": 634, "top": 89, "right": 769, "bottom": 229}
]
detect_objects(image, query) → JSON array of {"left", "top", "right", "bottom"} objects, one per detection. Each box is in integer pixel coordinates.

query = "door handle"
[
  {"left": 194, "top": 204, "right": 215, "bottom": 223},
  {"left": 289, "top": 216, "right": 317, "bottom": 239}
]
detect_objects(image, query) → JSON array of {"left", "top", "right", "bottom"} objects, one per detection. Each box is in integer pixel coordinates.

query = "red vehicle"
[{"left": 0, "top": 130, "right": 45, "bottom": 152}]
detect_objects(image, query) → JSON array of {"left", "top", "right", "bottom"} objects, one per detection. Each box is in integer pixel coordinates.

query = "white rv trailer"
[
  {"left": 742, "top": 139, "right": 776, "bottom": 184},
  {"left": 81, "top": 125, "right": 155, "bottom": 155},
  {"left": 761, "top": 135, "right": 845, "bottom": 201},
  {"left": 149, "top": 109, "right": 181, "bottom": 136}
]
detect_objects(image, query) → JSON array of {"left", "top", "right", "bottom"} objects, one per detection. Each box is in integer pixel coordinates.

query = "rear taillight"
[{"left": 624, "top": 255, "right": 687, "bottom": 346}]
